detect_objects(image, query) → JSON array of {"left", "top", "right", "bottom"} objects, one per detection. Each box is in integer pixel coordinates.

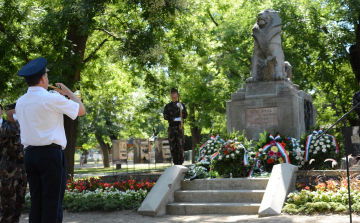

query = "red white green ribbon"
[
  {"left": 328, "top": 134, "right": 339, "bottom": 154},
  {"left": 275, "top": 142, "right": 290, "bottom": 163},
  {"left": 210, "top": 149, "right": 219, "bottom": 161},
  {"left": 304, "top": 134, "right": 313, "bottom": 161}
]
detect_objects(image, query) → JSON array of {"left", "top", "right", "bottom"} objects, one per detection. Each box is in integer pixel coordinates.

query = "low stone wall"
[
  {"left": 295, "top": 170, "right": 360, "bottom": 189},
  {"left": 102, "top": 172, "right": 162, "bottom": 183}
]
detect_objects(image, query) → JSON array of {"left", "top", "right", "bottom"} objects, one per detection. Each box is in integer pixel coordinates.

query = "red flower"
[
  {"left": 224, "top": 150, "right": 229, "bottom": 155},
  {"left": 280, "top": 142, "right": 286, "bottom": 148},
  {"left": 267, "top": 159, "right": 274, "bottom": 164},
  {"left": 276, "top": 152, "right": 282, "bottom": 157},
  {"left": 270, "top": 140, "right": 276, "bottom": 146},
  {"left": 268, "top": 151, "right": 275, "bottom": 156},
  {"left": 305, "top": 186, "right": 310, "bottom": 190}
]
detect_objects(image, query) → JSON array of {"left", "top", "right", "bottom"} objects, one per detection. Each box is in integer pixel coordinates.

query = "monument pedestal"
[{"left": 226, "top": 80, "right": 316, "bottom": 140}]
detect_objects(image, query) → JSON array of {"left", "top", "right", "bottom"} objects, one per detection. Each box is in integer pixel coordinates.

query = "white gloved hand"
[
  {"left": 174, "top": 117, "right": 181, "bottom": 121},
  {"left": 176, "top": 103, "right": 183, "bottom": 110},
  {"left": 13, "top": 113, "right": 18, "bottom": 121}
]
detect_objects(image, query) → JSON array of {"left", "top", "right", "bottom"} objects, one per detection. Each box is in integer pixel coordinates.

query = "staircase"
[{"left": 167, "top": 178, "right": 269, "bottom": 215}]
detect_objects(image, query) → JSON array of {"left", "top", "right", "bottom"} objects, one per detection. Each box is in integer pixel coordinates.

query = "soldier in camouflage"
[
  {"left": 164, "top": 88, "right": 188, "bottom": 165},
  {"left": 0, "top": 103, "right": 27, "bottom": 223}
]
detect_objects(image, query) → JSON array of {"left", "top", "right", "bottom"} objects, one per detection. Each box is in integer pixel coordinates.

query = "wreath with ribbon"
[{"left": 250, "top": 133, "right": 299, "bottom": 176}]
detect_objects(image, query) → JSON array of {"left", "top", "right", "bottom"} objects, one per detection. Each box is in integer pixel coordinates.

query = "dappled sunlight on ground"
[{"left": 19, "top": 211, "right": 360, "bottom": 223}]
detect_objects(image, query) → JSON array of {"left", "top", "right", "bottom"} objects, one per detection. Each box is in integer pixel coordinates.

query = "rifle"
[{"left": 178, "top": 91, "right": 183, "bottom": 130}]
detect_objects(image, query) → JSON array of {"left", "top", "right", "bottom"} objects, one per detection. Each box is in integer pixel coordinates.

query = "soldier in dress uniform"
[
  {"left": 163, "top": 87, "right": 188, "bottom": 165},
  {"left": 0, "top": 103, "right": 27, "bottom": 223}
]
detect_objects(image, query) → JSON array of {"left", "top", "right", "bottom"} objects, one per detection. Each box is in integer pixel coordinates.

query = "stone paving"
[{"left": 19, "top": 211, "right": 360, "bottom": 223}]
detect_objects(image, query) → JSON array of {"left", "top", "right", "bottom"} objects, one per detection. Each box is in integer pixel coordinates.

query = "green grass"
[{"left": 73, "top": 163, "right": 173, "bottom": 175}]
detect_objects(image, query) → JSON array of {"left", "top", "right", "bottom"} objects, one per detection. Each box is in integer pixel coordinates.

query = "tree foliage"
[{"left": 0, "top": 0, "right": 359, "bottom": 170}]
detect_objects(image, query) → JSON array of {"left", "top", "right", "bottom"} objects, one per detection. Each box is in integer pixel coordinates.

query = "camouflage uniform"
[
  {"left": 0, "top": 120, "right": 27, "bottom": 223},
  {"left": 164, "top": 102, "right": 188, "bottom": 165}
]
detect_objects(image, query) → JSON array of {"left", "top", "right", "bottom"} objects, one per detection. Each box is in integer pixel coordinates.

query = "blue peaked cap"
[{"left": 18, "top": 57, "right": 47, "bottom": 79}]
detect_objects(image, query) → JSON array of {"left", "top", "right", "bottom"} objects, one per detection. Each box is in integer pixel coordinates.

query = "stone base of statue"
[{"left": 226, "top": 80, "right": 316, "bottom": 140}]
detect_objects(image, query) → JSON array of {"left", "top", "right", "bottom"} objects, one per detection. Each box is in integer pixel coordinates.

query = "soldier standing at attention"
[
  {"left": 164, "top": 87, "right": 188, "bottom": 165},
  {"left": 15, "top": 57, "right": 86, "bottom": 223},
  {"left": 0, "top": 103, "right": 27, "bottom": 223}
]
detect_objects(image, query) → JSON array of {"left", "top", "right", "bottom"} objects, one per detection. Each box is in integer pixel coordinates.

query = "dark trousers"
[
  {"left": 24, "top": 145, "right": 67, "bottom": 223},
  {"left": 168, "top": 126, "right": 184, "bottom": 165}
]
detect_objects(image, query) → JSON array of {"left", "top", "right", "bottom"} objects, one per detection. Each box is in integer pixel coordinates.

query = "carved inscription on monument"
[{"left": 246, "top": 107, "right": 278, "bottom": 127}]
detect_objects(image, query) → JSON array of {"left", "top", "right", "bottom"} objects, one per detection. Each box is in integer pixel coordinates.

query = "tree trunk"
[
  {"left": 191, "top": 126, "right": 201, "bottom": 163},
  {"left": 62, "top": 23, "right": 88, "bottom": 179},
  {"left": 63, "top": 115, "right": 79, "bottom": 180},
  {"left": 95, "top": 133, "right": 110, "bottom": 167},
  {"left": 189, "top": 106, "right": 201, "bottom": 163}
]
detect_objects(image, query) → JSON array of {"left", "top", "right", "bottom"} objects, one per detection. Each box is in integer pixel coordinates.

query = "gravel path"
[{"left": 19, "top": 211, "right": 360, "bottom": 223}]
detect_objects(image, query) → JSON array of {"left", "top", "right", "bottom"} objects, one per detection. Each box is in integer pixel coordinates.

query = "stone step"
[
  {"left": 167, "top": 202, "right": 260, "bottom": 215},
  {"left": 174, "top": 190, "right": 265, "bottom": 203},
  {"left": 181, "top": 178, "right": 269, "bottom": 190}
]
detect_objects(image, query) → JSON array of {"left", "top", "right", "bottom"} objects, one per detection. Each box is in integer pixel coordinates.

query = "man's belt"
[{"left": 26, "top": 143, "right": 61, "bottom": 149}]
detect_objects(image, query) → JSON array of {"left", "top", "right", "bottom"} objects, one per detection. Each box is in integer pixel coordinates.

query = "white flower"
[
  {"left": 259, "top": 149, "right": 263, "bottom": 152},
  {"left": 316, "top": 140, "right": 320, "bottom": 143},
  {"left": 231, "top": 153, "right": 235, "bottom": 159},
  {"left": 314, "top": 143, "right": 318, "bottom": 147},
  {"left": 326, "top": 140, "right": 330, "bottom": 143},
  {"left": 322, "top": 145, "right": 326, "bottom": 149},
  {"left": 310, "top": 145, "right": 314, "bottom": 149},
  {"left": 309, "top": 149, "right": 312, "bottom": 153},
  {"left": 301, "top": 151, "right": 305, "bottom": 155},
  {"left": 226, "top": 155, "right": 230, "bottom": 158},
  {"left": 295, "top": 156, "right": 299, "bottom": 160},
  {"left": 320, "top": 142, "right": 324, "bottom": 145},
  {"left": 311, "top": 140, "right": 315, "bottom": 144},
  {"left": 301, "top": 161, "right": 305, "bottom": 165},
  {"left": 235, "top": 150, "right": 240, "bottom": 154},
  {"left": 320, "top": 138, "right": 324, "bottom": 142},
  {"left": 301, "top": 145, "right": 304, "bottom": 148},
  {"left": 327, "top": 145, "right": 330, "bottom": 148},
  {"left": 300, "top": 156, "right": 304, "bottom": 160},
  {"left": 219, "top": 156, "right": 223, "bottom": 160},
  {"left": 316, "top": 146, "right": 320, "bottom": 151},
  {"left": 322, "top": 148, "right": 327, "bottom": 153},
  {"left": 314, "top": 151, "right": 317, "bottom": 154}
]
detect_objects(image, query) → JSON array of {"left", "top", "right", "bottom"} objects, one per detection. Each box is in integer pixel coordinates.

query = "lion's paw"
[
  {"left": 246, "top": 77, "right": 259, "bottom": 83},
  {"left": 273, "top": 74, "right": 285, "bottom": 81}
]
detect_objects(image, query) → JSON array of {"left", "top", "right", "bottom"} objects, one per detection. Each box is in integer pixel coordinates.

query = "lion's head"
[{"left": 255, "top": 9, "right": 282, "bottom": 29}]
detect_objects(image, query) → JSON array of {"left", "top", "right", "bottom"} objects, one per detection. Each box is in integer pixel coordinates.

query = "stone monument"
[{"left": 226, "top": 9, "right": 316, "bottom": 140}]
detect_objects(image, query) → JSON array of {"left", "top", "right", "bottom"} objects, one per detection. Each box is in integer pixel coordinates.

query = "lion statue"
[{"left": 246, "top": 9, "right": 292, "bottom": 83}]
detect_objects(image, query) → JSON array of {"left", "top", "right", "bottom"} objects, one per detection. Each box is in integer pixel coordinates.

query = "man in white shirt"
[{"left": 16, "top": 57, "right": 86, "bottom": 223}]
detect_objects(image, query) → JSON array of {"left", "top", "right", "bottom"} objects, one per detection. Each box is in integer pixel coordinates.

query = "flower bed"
[
  {"left": 283, "top": 178, "right": 360, "bottom": 214},
  {"left": 24, "top": 177, "right": 155, "bottom": 212},
  {"left": 67, "top": 177, "right": 155, "bottom": 193}
]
